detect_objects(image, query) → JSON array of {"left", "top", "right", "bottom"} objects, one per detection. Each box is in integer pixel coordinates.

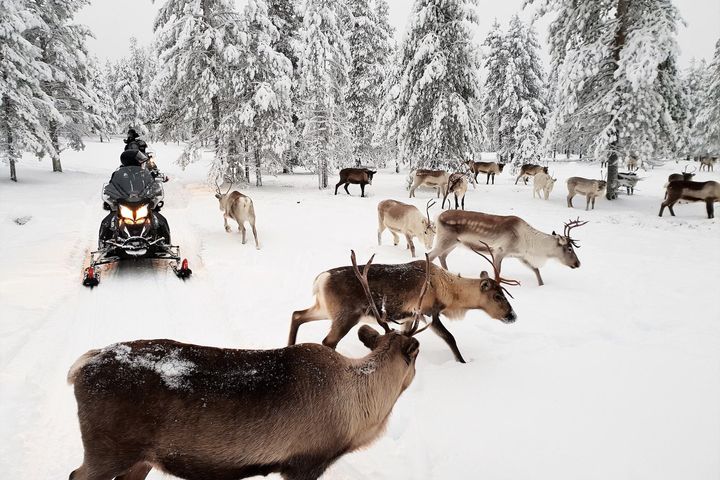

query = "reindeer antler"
[
  {"left": 405, "top": 254, "right": 432, "bottom": 337},
  {"left": 563, "top": 217, "right": 589, "bottom": 248},
  {"left": 470, "top": 241, "right": 520, "bottom": 297},
  {"left": 350, "top": 250, "right": 391, "bottom": 333},
  {"left": 425, "top": 199, "right": 436, "bottom": 223},
  {"left": 214, "top": 176, "right": 232, "bottom": 196}
]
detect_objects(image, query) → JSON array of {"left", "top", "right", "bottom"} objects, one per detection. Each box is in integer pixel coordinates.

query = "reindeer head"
[
  {"left": 365, "top": 170, "right": 377, "bottom": 184},
  {"left": 498, "top": 163, "right": 506, "bottom": 173},
  {"left": 470, "top": 243, "right": 518, "bottom": 324},
  {"left": 551, "top": 218, "right": 588, "bottom": 269},
  {"left": 422, "top": 199, "right": 437, "bottom": 250},
  {"left": 214, "top": 180, "right": 232, "bottom": 209}
]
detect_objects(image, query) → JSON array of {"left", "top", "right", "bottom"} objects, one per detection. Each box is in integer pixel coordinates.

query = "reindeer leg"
[
  {"left": 520, "top": 259, "right": 544, "bottom": 286},
  {"left": 343, "top": 183, "right": 350, "bottom": 195},
  {"left": 224, "top": 214, "right": 231, "bottom": 232},
  {"left": 461, "top": 195, "right": 465, "bottom": 210},
  {"left": 239, "top": 223, "right": 247, "bottom": 244},
  {"left": 251, "top": 222, "right": 259, "bottom": 249},
  {"left": 567, "top": 194, "right": 574, "bottom": 208},
  {"left": 360, "top": 183, "right": 366, "bottom": 197},
  {"left": 406, "top": 235, "right": 416, "bottom": 257},
  {"left": 391, "top": 230, "right": 400, "bottom": 246},
  {"left": 334, "top": 181, "right": 343, "bottom": 195},
  {"left": 288, "top": 306, "right": 326, "bottom": 345},
  {"left": 430, "top": 314, "right": 466, "bottom": 363},
  {"left": 706, "top": 199, "right": 714, "bottom": 219},
  {"left": 322, "top": 312, "right": 358, "bottom": 349}
]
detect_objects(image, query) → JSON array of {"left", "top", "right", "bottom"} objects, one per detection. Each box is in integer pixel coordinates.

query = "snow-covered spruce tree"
[
  {"left": 682, "top": 58, "right": 708, "bottom": 157},
  {"left": 515, "top": 101, "right": 543, "bottom": 162},
  {"left": 27, "top": 0, "right": 109, "bottom": 172},
  {"left": 297, "top": 0, "right": 351, "bottom": 189},
  {"left": 89, "top": 58, "right": 118, "bottom": 142},
  {"left": 388, "top": 0, "right": 483, "bottom": 170},
  {"left": 0, "top": 0, "right": 62, "bottom": 182},
  {"left": 267, "top": 0, "right": 301, "bottom": 172},
  {"left": 692, "top": 39, "right": 720, "bottom": 154},
  {"left": 528, "top": 0, "right": 685, "bottom": 199},
  {"left": 481, "top": 20, "right": 505, "bottom": 153},
  {"left": 113, "top": 38, "right": 153, "bottom": 136},
  {"left": 152, "top": 0, "right": 240, "bottom": 165},
  {"left": 483, "top": 16, "right": 547, "bottom": 162},
  {"left": 345, "top": 0, "right": 394, "bottom": 166},
  {"left": 220, "top": 0, "right": 293, "bottom": 187}
]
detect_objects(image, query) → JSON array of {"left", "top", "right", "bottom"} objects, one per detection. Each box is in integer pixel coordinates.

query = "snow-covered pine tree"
[
  {"left": 528, "top": 0, "right": 685, "bottom": 199},
  {"left": 220, "top": 0, "right": 293, "bottom": 187},
  {"left": 481, "top": 20, "right": 506, "bottom": 154},
  {"left": 692, "top": 40, "right": 720, "bottom": 154},
  {"left": 388, "top": 0, "right": 483, "bottom": 170},
  {"left": 0, "top": 0, "right": 62, "bottom": 181},
  {"left": 113, "top": 38, "right": 153, "bottom": 136},
  {"left": 27, "top": 0, "right": 109, "bottom": 172},
  {"left": 153, "top": 0, "right": 240, "bottom": 164},
  {"left": 297, "top": 0, "right": 351, "bottom": 189},
  {"left": 345, "top": 0, "right": 394, "bottom": 167}
]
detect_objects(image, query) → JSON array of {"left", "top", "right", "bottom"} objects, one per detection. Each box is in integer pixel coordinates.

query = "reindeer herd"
[{"left": 67, "top": 155, "right": 718, "bottom": 480}]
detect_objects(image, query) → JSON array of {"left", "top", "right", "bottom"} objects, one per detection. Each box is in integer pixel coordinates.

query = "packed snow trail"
[{"left": 1, "top": 141, "right": 719, "bottom": 479}]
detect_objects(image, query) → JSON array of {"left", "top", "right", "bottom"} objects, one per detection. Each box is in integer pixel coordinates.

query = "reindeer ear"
[
  {"left": 480, "top": 279, "right": 491, "bottom": 291},
  {"left": 551, "top": 231, "right": 557, "bottom": 236},
  {"left": 403, "top": 338, "right": 420, "bottom": 362},
  {"left": 480, "top": 271, "right": 489, "bottom": 279},
  {"left": 358, "top": 325, "right": 380, "bottom": 350}
]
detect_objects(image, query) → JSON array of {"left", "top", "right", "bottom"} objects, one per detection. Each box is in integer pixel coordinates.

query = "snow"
[
  {"left": 1, "top": 140, "right": 719, "bottom": 479},
  {"left": 102, "top": 343, "right": 196, "bottom": 390}
]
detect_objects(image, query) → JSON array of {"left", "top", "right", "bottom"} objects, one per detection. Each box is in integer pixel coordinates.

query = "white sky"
[{"left": 78, "top": 0, "right": 719, "bottom": 69}]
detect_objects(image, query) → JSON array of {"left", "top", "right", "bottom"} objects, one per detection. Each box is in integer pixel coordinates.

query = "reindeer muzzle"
[
  {"left": 502, "top": 310, "right": 517, "bottom": 324},
  {"left": 571, "top": 260, "right": 581, "bottom": 269}
]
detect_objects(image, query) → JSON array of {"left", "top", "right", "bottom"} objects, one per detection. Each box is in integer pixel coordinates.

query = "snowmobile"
[{"left": 82, "top": 153, "right": 191, "bottom": 287}]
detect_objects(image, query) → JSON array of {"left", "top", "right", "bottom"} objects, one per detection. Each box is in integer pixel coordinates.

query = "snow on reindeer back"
[{"left": 104, "top": 343, "right": 196, "bottom": 390}]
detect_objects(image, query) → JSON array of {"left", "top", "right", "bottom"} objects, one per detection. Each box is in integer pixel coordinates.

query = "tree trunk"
[
  {"left": 226, "top": 139, "right": 238, "bottom": 184},
  {"left": 243, "top": 136, "right": 250, "bottom": 183},
  {"left": 606, "top": 0, "right": 630, "bottom": 200},
  {"left": 3, "top": 95, "right": 17, "bottom": 182},
  {"left": 254, "top": 142, "right": 262, "bottom": 187},
  {"left": 49, "top": 120, "right": 62, "bottom": 172}
]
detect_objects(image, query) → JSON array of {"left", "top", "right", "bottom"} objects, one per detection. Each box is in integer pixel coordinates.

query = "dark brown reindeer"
[
  {"left": 335, "top": 168, "right": 376, "bottom": 197},
  {"left": 515, "top": 164, "right": 548, "bottom": 185},
  {"left": 467, "top": 160, "right": 505, "bottom": 184},
  {"left": 428, "top": 210, "right": 587, "bottom": 286},
  {"left": 289, "top": 251, "right": 516, "bottom": 363},
  {"left": 660, "top": 180, "right": 720, "bottom": 219},
  {"left": 666, "top": 165, "right": 696, "bottom": 184},
  {"left": 67, "top": 258, "right": 424, "bottom": 480}
]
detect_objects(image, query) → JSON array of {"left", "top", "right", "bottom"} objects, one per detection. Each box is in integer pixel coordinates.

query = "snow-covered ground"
[{"left": 1, "top": 140, "right": 719, "bottom": 480}]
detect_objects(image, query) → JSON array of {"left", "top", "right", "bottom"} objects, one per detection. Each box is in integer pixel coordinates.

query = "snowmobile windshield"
[{"left": 104, "top": 166, "right": 162, "bottom": 204}]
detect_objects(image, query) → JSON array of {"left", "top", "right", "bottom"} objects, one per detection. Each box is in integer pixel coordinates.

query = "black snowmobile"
[{"left": 82, "top": 150, "right": 191, "bottom": 287}]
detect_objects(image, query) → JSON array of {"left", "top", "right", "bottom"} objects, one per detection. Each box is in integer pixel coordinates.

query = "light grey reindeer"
[{"left": 215, "top": 181, "right": 259, "bottom": 249}]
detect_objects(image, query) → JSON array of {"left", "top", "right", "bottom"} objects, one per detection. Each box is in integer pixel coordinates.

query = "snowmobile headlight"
[
  {"left": 120, "top": 205, "right": 134, "bottom": 221},
  {"left": 135, "top": 205, "right": 149, "bottom": 221}
]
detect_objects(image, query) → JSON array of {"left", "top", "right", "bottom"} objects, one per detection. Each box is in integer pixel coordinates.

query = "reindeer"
[
  {"left": 215, "top": 182, "right": 259, "bottom": 248},
  {"left": 532, "top": 172, "right": 557, "bottom": 200},
  {"left": 428, "top": 211, "right": 587, "bottom": 286},
  {"left": 467, "top": 161, "right": 505, "bottom": 185},
  {"left": 699, "top": 156, "right": 717, "bottom": 172},
  {"left": 616, "top": 172, "right": 640, "bottom": 195},
  {"left": 409, "top": 169, "right": 450, "bottom": 198},
  {"left": 515, "top": 164, "right": 548, "bottom": 185},
  {"left": 566, "top": 177, "right": 607, "bottom": 210},
  {"left": 625, "top": 155, "right": 639, "bottom": 172},
  {"left": 667, "top": 165, "right": 696, "bottom": 184},
  {"left": 289, "top": 251, "right": 516, "bottom": 363},
  {"left": 377, "top": 199, "right": 436, "bottom": 257},
  {"left": 441, "top": 173, "right": 470, "bottom": 209},
  {"left": 67, "top": 272, "right": 422, "bottom": 480},
  {"left": 335, "top": 168, "right": 377, "bottom": 197},
  {"left": 660, "top": 180, "right": 720, "bottom": 219}
]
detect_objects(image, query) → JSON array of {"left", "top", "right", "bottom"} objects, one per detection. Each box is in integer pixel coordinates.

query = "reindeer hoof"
[{"left": 225, "top": 226, "right": 231, "bottom": 232}]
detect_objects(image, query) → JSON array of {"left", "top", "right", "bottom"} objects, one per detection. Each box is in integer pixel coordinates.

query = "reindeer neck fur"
[
  {"left": 344, "top": 343, "right": 408, "bottom": 447},
  {"left": 431, "top": 269, "right": 488, "bottom": 319}
]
